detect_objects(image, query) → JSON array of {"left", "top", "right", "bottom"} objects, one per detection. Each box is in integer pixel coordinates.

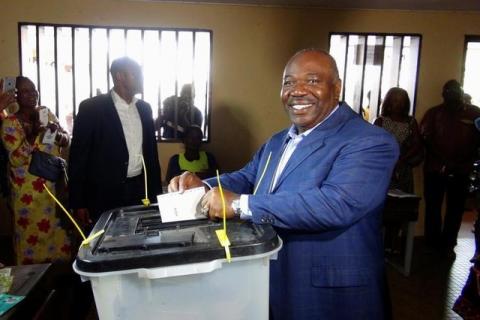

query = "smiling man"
[{"left": 169, "top": 49, "right": 399, "bottom": 319}]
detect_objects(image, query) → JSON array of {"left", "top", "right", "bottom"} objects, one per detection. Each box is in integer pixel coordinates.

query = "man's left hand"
[
  {"left": 201, "top": 187, "right": 240, "bottom": 220},
  {"left": 168, "top": 171, "right": 206, "bottom": 193}
]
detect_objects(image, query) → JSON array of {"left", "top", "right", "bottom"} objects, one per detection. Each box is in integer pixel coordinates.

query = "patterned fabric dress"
[
  {"left": 381, "top": 116, "right": 416, "bottom": 193},
  {"left": 0, "top": 109, "right": 71, "bottom": 265}
]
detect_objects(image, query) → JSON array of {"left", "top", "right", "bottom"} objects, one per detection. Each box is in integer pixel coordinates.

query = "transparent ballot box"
[{"left": 73, "top": 205, "right": 282, "bottom": 320}]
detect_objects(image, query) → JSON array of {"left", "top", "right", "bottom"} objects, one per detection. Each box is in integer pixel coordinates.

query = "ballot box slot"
[
  {"left": 136, "top": 215, "right": 214, "bottom": 233},
  {"left": 96, "top": 230, "right": 196, "bottom": 253}
]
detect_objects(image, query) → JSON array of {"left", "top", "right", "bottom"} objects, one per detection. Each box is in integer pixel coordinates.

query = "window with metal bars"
[
  {"left": 329, "top": 33, "right": 421, "bottom": 123},
  {"left": 462, "top": 35, "right": 480, "bottom": 107},
  {"left": 18, "top": 22, "right": 212, "bottom": 141}
]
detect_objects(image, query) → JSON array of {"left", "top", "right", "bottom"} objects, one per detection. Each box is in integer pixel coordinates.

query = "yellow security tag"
[
  {"left": 44, "top": 183, "right": 105, "bottom": 248},
  {"left": 81, "top": 229, "right": 105, "bottom": 246},
  {"left": 216, "top": 170, "right": 232, "bottom": 263},
  {"left": 43, "top": 183, "right": 87, "bottom": 241},
  {"left": 139, "top": 154, "right": 150, "bottom": 207},
  {"left": 216, "top": 229, "right": 232, "bottom": 262}
]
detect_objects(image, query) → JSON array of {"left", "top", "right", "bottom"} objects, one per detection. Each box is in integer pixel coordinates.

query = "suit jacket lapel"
[
  {"left": 105, "top": 93, "right": 128, "bottom": 153},
  {"left": 265, "top": 133, "right": 290, "bottom": 193},
  {"left": 135, "top": 102, "right": 148, "bottom": 149},
  {"left": 271, "top": 104, "right": 354, "bottom": 192},
  {"left": 271, "top": 131, "right": 325, "bottom": 192}
]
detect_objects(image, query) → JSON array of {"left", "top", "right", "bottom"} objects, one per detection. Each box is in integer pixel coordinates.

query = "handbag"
[{"left": 28, "top": 149, "right": 66, "bottom": 182}]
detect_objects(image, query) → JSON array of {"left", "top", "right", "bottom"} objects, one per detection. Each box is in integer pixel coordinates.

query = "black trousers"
[
  {"left": 121, "top": 173, "right": 146, "bottom": 207},
  {"left": 424, "top": 172, "right": 469, "bottom": 248},
  {"left": 88, "top": 173, "right": 146, "bottom": 224}
]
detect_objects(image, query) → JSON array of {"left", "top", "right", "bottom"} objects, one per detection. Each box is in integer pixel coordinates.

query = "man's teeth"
[{"left": 292, "top": 104, "right": 312, "bottom": 110}]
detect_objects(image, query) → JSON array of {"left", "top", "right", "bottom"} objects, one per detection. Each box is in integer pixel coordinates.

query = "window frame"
[
  {"left": 328, "top": 32, "right": 422, "bottom": 120},
  {"left": 18, "top": 21, "right": 213, "bottom": 143},
  {"left": 462, "top": 35, "right": 480, "bottom": 107}
]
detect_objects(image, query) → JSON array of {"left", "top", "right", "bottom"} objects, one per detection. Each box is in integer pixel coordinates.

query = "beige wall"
[{"left": 1, "top": 1, "right": 480, "bottom": 234}]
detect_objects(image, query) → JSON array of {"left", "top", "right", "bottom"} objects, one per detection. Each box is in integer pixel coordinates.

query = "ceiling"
[{"left": 144, "top": 0, "right": 480, "bottom": 11}]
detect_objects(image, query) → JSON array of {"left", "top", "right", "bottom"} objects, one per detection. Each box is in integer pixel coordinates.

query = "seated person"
[
  {"left": 165, "top": 125, "right": 218, "bottom": 183},
  {"left": 158, "top": 84, "right": 203, "bottom": 139}
]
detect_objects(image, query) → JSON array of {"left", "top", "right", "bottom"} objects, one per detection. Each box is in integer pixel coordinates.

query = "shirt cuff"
[
  {"left": 203, "top": 180, "right": 212, "bottom": 190},
  {"left": 239, "top": 194, "right": 253, "bottom": 219}
]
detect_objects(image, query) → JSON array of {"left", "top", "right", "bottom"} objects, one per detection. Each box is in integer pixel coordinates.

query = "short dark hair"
[
  {"left": 184, "top": 125, "right": 203, "bottom": 138},
  {"left": 289, "top": 48, "right": 340, "bottom": 81},
  {"left": 443, "top": 79, "right": 461, "bottom": 91},
  {"left": 110, "top": 57, "right": 140, "bottom": 79},
  {"left": 15, "top": 76, "right": 34, "bottom": 89}
]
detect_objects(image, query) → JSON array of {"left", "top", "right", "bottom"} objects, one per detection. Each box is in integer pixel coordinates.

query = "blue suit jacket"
[
  {"left": 68, "top": 93, "right": 162, "bottom": 221},
  {"left": 206, "top": 103, "right": 399, "bottom": 319}
]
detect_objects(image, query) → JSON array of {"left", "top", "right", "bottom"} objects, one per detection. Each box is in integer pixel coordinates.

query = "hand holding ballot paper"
[
  {"left": 167, "top": 171, "right": 240, "bottom": 220},
  {"left": 157, "top": 186, "right": 208, "bottom": 223}
]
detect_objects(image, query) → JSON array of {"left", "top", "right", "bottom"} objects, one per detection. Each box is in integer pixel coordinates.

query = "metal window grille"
[
  {"left": 329, "top": 33, "right": 422, "bottom": 122},
  {"left": 462, "top": 35, "right": 480, "bottom": 107},
  {"left": 19, "top": 22, "right": 212, "bottom": 141}
]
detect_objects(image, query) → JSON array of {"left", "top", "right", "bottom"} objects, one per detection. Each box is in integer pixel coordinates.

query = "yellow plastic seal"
[
  {"left": 215, "top": 170, "right": 232, "bottom": 263},
  {"left": 43, "top": 183, "right": 104, "bottom": 247}
]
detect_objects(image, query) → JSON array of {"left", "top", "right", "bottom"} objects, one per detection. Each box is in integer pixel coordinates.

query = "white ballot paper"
[
  {"left": 42, "top": 128, "right": 57, "bottom": 145},
  {"left": 157, "top": 186, "right": 207, "bottom": 223}
]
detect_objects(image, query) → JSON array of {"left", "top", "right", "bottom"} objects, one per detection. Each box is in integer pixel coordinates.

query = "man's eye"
[
  {"left": 283, "top": 80, "right": 294, "bottom": 86},
  {"left": 307, "top": 79, "right": 320, "bottom": 84}
]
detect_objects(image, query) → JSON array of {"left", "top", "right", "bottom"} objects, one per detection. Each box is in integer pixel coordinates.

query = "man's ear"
[
  {"left": 113, "top": 71, "right": 124, "bottom": 83},
  {"left": 334, "top": 79, "right": 342, "bottom": 102}
]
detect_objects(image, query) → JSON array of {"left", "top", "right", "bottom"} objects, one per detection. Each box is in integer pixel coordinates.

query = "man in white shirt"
[{"left": 69, "top": 57, "right": 161, "bottom": 225}]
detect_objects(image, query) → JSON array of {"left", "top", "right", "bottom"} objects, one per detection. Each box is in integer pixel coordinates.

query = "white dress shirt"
[
  {"left": 111, "top": 90, "right": 143, "bottom": 178},
  {"left": 239, "top": 105, "right": 340, "bottom": 218}
]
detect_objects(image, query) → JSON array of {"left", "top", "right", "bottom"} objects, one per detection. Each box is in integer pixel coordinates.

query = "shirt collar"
[
  {"left": 287, "top": 104, "right": 340, "bottom": 139},
  {"left": 111, "top": 89, "right": 138, "bottom": 106}
]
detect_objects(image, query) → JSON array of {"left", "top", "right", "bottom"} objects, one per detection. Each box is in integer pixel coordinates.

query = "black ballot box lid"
[{"left": 75, "top": 204, "right": 280, "bottom": 273}]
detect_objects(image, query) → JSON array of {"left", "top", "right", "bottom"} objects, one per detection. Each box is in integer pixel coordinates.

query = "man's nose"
[{"left": 290, "top": 82, "right": 308, "bottom": 96}]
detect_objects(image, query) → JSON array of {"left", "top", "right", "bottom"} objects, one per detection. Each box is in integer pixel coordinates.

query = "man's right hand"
[
  {"left": 74, "top": 208, "right": 92, "bottom": 227},
  {"left": 167, "top": 171, "right": 205, "bottom": 193}
]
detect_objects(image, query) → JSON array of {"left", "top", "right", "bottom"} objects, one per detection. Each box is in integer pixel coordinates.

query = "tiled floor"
[{"left": 387, "top": 211, "right": 477, "bottom": 320}]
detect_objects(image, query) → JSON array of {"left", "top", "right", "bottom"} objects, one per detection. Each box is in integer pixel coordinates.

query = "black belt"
[{"left": 126, "top": 174, "right": 143, "bottom": 184}]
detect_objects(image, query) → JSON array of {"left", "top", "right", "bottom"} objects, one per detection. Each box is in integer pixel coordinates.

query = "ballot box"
[{"left": 73, "top": 205, "right": 282, "bottom": 320}]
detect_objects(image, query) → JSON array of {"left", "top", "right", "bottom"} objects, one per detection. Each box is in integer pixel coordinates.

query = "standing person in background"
[
  {"left": 158, "top": 84, "right": 203, "bottom": 139},
  {"left": 464, "top": 93, "right": 472, "bottom": 105},
  {"left": 374, "top": 87, "right": 423, "bottom": 255},
  {"left": 421, "top": 79, "right": 480, "bottom": 257},
  {"left": 374, "top": 87, "right": 423, "bottom": 193},
  {"left": 0, "top": 78, "right": 16, "bottom": 198},
  {"left": 169, "top": 49, "right": 398, "bottom": 319},
  {"left": 69, "top": 57, "right": 161, "bottom": 227},
  {"left": 165, "top": 125, "right": 218, "bottom": 183},
  {"left": 0, "top": 76, "right": 71, "bottom": 265}
]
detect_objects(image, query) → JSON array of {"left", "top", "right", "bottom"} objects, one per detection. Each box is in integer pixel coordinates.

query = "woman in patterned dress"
[
  {"left": 0, "top": 76, "right": 71, "bottom": 265},
  {"left": 374, "top": 87, "right": 423, "bottom": 193}
]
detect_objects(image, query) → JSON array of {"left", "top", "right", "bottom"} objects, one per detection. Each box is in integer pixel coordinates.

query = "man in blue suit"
[{"left": 169, "top": 49, "right": 398, "bottom": 319}]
